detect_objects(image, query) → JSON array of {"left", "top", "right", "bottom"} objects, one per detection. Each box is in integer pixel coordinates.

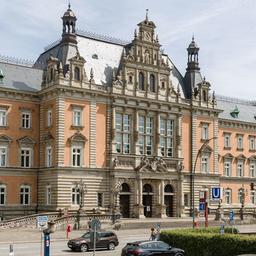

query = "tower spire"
[
  {"left": 68, "top": 1, "right": 71, "bottom": 9},
  {"left": 146, "top": 9, "right": 149, "bottom": 22}
]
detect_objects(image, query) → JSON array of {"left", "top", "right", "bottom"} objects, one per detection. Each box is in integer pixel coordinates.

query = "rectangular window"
[
  {"left": 225, "top": 190, "right": 232, "bottom": 204},
  {"left": 20, "top": 186, "right": 30, "bottom": 205},
  {"left": 0, "top": 109, "right": 7, "bottom": 127},
  {"left": 201, "top": 123, "right": 209, "bottom": 140},
  {"left": 139, "top": 135, "right": 145, "bottom": 155},
  {"left": 238, "top": 189, "right": 244, "bottom": 204},
  {"left": 115, "top": 113, "right": 131, "bottom": 154},
  {"left": 21, "top": 149, "right": 31, "bottom": 168},
  {"left": 224, "top": 160, "right": 231, "bottom": 177},
  {"left": 250, "top": 162, "right": 256, "bottom": 177},
  {"left": 251, "top": 191, "right": 256, "bottom": 204},
  {"left": 237, "top": 135, "right": 243, "bottom": 150},
  {"left": 139, "top": 116, "right": 145, "bottom": 133},
  {"left": 0, "top": 186, "right": 6, "bottom": 205},
  {"left": 184, "top": 193, "right": 189, "bottom": 207},
  {"left": 97, "top": 192, "right": 103, "bottom": 207},
  {"left": 72, "top": 187, "right": 80, "bottom": 205},
  {"left": 46, "top": 186, "right": 51, "bottom": 205},
  {"left": 237, "top": 161, "right": 244, "bottom": 177},
  {"left": 224, "top": 133, "right": 231, "bottom": 148},
  {"left": 72, "top": 147, "right": 82, "bottom": 167},
  {"left": 22, "top": 112, "right": 31, "bottom": 129},
  {"left": 115, "top": 113, "right": 122, "bottom": 131},
  {"left": 73, "top": 109, "right": 82, "bottom": 126},
  {"left": 0, "top": 147, "right": 7, "bottom": 167},
  {"left": 47, "top": 109, "right": 52, "bottom": 127},
  {"left": 159, "top": 117, "right": 174, "bottom": 157},
  {"left": 201, "top": 156, "right": 209, "bottom": 173},
  {"left": 249, "top": 137, "right": 256, "bottom": 151},
  {"left": 46, "top": 147, "right": 52, "bottom": 167}
]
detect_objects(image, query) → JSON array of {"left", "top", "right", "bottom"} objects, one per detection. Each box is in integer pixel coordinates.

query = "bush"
[{"left": 160, "top": 227, "right": 256, "bottom": 256}]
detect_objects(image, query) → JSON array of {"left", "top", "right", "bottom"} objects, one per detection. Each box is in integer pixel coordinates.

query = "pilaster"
[{"left": 89, "top": 97, "right": 96, "bottom": 168}]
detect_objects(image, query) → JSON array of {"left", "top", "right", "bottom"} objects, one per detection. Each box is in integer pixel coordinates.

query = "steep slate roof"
[
  {"left": 0, "top": 61, "right": 43, "bottom": 92},
  {"left": 35, "top": 30, "right": 185, "bottom": 93},
  {"left": 216, "top": 95, "right": 256, "bottom": 123}
]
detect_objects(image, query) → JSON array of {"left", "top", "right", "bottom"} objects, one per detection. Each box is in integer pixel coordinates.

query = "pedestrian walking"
[{"left": 149, "top": 228, "right": 156, "bottom": 240}]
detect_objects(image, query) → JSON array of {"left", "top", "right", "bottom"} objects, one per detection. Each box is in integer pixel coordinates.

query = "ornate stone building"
[{"left": 0, "top": 5, "right": 255, "bottom": 220}]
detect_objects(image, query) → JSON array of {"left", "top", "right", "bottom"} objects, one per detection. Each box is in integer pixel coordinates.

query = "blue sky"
[{"left": 1, "top": 0, "right": 256, "bottom": 99}]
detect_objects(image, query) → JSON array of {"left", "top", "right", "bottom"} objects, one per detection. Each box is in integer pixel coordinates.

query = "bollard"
[
  {"left": 44, "top": 232, "right": 50, "bottom": 256},
  {"left": 9, "top": 244, "right": 14, "bottom": 256}
]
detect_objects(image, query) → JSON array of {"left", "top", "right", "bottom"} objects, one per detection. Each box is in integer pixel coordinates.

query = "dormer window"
[
  {"left": 49, "top": 68, "right": 54, "bottom": 82},
  {"left": 128, "top": 75, "right": 133, "bottom": 84},
  {"left": 0, "top": 70, "right": 4, "bottom": 84},
  {"left": 203, "top": 90, "right": 207, "bottom": 102},
  {"left": 74, "top": 67, "right": 80, "bottom": 81},
  {"left": 92, "top": 54, "right": 98, "bottom": 59}
]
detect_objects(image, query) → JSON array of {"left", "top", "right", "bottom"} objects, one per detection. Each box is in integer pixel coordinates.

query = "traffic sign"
[
  {"left": 37, "top": 215, "right": 48, "bottom": 228},
  {"left": 229, "top": 210, "right": 234, "bottom": 221},
  {"left": 199, "top": 202, "right": 205, "bottom": 211},
  {"left": 91, "top": 219, "right": 101, "bottom": 231},
  {"left": 212, "top": 187, "right": 221, "bottom": 200}
]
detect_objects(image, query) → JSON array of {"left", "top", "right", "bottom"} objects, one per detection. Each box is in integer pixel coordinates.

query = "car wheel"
[
  {"left": 174, "top": 253, "right": 184, "bottom": 256},
  {"left": 80, "top": 244, "right": 88, "bottom": 252},
  {"left": 108, "top": 242, "right": 115, "bottom": 250}
]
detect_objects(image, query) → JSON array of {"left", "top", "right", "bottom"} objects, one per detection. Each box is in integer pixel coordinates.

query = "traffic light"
[{"left": 250, "top": 182, "right": 254, "bottom": 191}]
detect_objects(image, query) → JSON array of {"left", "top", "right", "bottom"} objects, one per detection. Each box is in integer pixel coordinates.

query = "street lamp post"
[
  {"left": 76, "top": 179, "right": 87, "bottom": 230},
  {"left": 191, "top": 137, "right": 216, "bottom": 228}
]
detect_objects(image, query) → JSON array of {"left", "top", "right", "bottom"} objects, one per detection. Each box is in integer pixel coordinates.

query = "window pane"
[
  {"left": 123, "top": 114, "right": 130, "bottom": 132},
  {"left": 139, "top": 116, "right": 145, "bottom": 133},
  {"left": 115, "top": 113, "right": 122, "bottom": 130}
]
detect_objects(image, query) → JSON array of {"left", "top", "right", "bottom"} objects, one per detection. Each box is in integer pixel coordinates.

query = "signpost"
[
  {"left": 90, "top": 219, "right": 101, "bottom": 256},
  {"left": 229, "top": 209, "right": 234, "bottom": 233},
  {"left": 211, "top": 187, "right": 221, "bottom": 200},
  {"left": 37, "top": 216, "right": 48, "bottom": 229},
  {"left": 199, "top": 202, "right": 205, "bottom": 211}
]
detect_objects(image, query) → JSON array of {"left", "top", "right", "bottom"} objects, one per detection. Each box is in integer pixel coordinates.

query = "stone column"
[
  {"left": 160, "top": 180, "right": 167, "bottom": 218},
  {"left": 138, "top": 178, "right": 145, "bottom": 218}
]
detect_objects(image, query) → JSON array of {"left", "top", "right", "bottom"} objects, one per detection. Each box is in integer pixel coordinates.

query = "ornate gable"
[
  {"left": 68, "top": 131, "right": 87, "bottom": 144},
  {"left": 0, "top": 135, "right": 12, "bottom": 143},
  {"left": 17, "top": 136, "right": 36, "bottom": 145}
]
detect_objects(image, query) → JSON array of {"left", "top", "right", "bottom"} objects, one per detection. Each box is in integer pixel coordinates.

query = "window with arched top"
[
  {"left": 149, "top": 74, "right": 156, "bottom": 92},
  {"left": 143, "top": 184, "right": 153, "bottom": 193},
  {"left": 121, "top": 183, "right": 130, "bottom": 192},
  {"left": 129, "top": 75, "right": 133, "bottom": 84},
  {"left": 164, "top": 184, "right": 174, "bottom": 193},
  {"left": 203, "top": 90, "right": 207, "bottom": 101},
  {"left": 139, "top": 72, "right": 145, "bottom": 90},
  {"left": 74, "top": 67, "right": 80, "bottom": 81}
]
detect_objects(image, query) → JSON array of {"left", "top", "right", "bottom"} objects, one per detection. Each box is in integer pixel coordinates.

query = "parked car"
[
  {"left": 121, "top": 240, "right": 185, "bottom": 256},
  {"left": 67, "top": 230, "right": 119, "bottom": 252}
]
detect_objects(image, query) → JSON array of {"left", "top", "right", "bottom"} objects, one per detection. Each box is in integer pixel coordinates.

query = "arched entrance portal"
[
  {"left": 143, "top": 184, "right": 153, "bottom": 217},
  {"left": 164, "top": 184, "right": 174, "bottom": 217},
  {"left": 119, "top": 183, "right": 130, "bottom": 218}
]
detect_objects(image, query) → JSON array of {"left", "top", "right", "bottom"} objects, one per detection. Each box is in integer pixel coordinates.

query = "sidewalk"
[{"left": 0, "top": 217, "right": 255, "bottom": 244}]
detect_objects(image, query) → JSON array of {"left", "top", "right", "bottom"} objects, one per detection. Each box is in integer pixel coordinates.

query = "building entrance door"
[
  {"left": 143, "top": 184, "right": 153, "bottom": 217},
  {"left": 164, "top": 195, "right": 173, "bottom": 217},
  {"left": 164, "top": 184, "right": 174, "bottom": 217},
  {"left": 120, "top": 194, "right": 130, "bottom": 218},
  {"left": 143, "top": 194, "right": 152, "bottom": 217}
]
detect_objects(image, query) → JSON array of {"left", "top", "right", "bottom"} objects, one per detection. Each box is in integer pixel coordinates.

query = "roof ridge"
[
  {"left": 0, "top": 54, "right": 38, "bottom": 69},
  {"left": 216, "top": 94, "right": 256, "bottom": 105},
  {"left": 77, "top": 28, "right": 129, "bottom": 46}
]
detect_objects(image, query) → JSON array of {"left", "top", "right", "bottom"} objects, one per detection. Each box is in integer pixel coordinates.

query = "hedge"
[{"left": 160, "top": 227, "right": 256, "bottom": 256}]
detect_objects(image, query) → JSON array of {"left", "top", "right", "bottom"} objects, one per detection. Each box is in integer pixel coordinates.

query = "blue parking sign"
[
  {"left": 199, "top": 202, "right": 205, "bottom": 211},
  {"left": 212, "top": 187, "right": 221, "bottom": 200},
  {"left": 229, "top": 210, "right": 234, "bottom": 221}
]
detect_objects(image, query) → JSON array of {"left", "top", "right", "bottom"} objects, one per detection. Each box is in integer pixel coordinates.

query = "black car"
[
  {"left": 67, "top": 230, "right": 119, "bottom": 252},
  {"left": 121, "top": 240, "right": 185, "bottom": 256}
]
